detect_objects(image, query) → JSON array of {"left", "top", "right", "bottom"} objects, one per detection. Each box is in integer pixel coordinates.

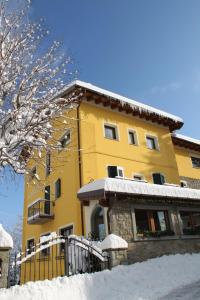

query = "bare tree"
[{"left": 0, "top": 0, "right": 80, "bottom": 174}]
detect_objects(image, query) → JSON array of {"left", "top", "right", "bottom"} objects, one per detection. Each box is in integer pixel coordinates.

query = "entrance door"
[{"left": 91, "top": 207, "right": 105, "bottom": 240}]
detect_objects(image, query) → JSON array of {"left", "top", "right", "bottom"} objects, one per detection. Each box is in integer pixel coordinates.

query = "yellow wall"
[
  {"left": 79, "top": 102, "right": 180, "bottom": 185},
  {"left": 174, "top": 146, "right": 200, "bottom": 179},
  {"left": 22, "top": 108, "right": 82, "bottom": 257}
]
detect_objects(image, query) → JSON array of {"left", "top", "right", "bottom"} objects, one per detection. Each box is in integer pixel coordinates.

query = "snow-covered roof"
[
  {"left": 172, "top": 133, "right": 200, "bottom": 146},
  {"left": 63, "top": 80, "right": 183, "bottom": 124},
  {"left": 0, "top": 224, "right": 13, "bottom": 249},
  {"left": 77, "top": 178, "right": 200, "bottom": 201}
]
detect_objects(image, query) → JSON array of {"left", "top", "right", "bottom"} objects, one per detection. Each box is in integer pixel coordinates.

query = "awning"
[{"left": 77, "top": 178, "right": 200, "bottom": 201}]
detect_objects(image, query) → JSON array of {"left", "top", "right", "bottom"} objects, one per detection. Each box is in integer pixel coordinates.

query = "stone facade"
[
  {"left": 0, "top": 249, "right": 10, "bottom": 288},
  {"left": 108, "top": 197, "right": 200, "bottom": 264},
  {"left": 127, "top": 238, "right": 200, "bottom": 263},
  {"left": 181, "top": 176, "right": 200, "bottom": 190}
]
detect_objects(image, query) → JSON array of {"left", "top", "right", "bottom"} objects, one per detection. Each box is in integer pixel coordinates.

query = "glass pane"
[
  {"left": 105, "top": 126, "right": 116, "bottom": 139},
  {"left": 135, "top": 210, "right": 150, "bottom": 234},
  {"left": 129, "top": 132, "right": 135, "bottom": 144},
  {"left": 157, "top": 211, "right": 167, "bottom": 231},
  {"left": 147, "top": 137, "right": 156, "bottom": 149}
]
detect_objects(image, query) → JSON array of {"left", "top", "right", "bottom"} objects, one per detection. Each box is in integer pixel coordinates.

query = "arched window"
[
  {"left": 152, "top": 173, "right": 165, "bottom": 185},
  {"left": 0, "top": 258, "right": 2, "bottom": 277},
  {"left": 91, "top": 206, "right": 105, "bottom": 240}
]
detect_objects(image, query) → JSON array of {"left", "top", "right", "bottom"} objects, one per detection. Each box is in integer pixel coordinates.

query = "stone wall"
[
  {"left": 0, "top": 249, "right": 10, "bottom": 289},
  {"left": 109, "top": 203, "right": 133, "bottom": 242},
  {"left": 127, "top": 238, "right": 200, "bottom": 263},
  {"left": 181, "top": 176, "right": 200, "bottom": 190}
]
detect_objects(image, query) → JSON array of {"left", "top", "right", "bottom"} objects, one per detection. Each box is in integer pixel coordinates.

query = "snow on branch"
[{"left": 0, "top": 0, "right": 80, "bottom": 173}]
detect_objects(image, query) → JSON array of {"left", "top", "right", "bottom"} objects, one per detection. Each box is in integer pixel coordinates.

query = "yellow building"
[{"left": 21, "top": 80, "right": 200, "bottom": 283}]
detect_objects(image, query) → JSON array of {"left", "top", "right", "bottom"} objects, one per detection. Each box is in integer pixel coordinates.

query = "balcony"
[{"left": 27, "top": 199, "right": 54, "bottom": 224}]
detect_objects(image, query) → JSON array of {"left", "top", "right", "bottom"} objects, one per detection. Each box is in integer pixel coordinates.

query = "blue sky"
[{"left": 1, "top": 0, "right": 200, "bottom": 228}]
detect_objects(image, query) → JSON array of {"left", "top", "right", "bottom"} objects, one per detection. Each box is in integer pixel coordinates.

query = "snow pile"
[
  {"left": 0, "top": 224, "right": 13, "bottom": 249},
  {"left": 100, "top": 234, "right": 128, "bottom": 250},
  {"left": 78, "top": 177, "right": 200, "bottom": 200},
  {"left": 1, "top": 254, "right": 200, "bottom": 300}
]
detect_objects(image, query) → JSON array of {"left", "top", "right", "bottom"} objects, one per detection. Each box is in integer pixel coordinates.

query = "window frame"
[
  {"left": 59, "top": 129, "right": 71, "bottom": 149},
  {"left": 46, "top": 150, "right": 51, "bottom": 176},
  {"left": 29, "top": 166, "right": 36, "bottom": 180},
  {"left": 135, "top": 208, "right": 171, "bottom": 238},
  {"left": 146, "top": 134, "right": 159, "bottom": 151},
  {"left": 107, "top": 165, "right": 124, "bottom": 178},
  {"left": 59, "top": 224, "right": 74, "bottom": 253},
  {"left": 191, "top": 155, "right": 200, "bottom": 169},
  {"left": 127, "top": 129, "right": 138, "bottom": 146},
  {"left": 152, "top": 172, "right": 166, "bottom": 185},
  {"left": 55, "top": 178, "right": 61, "bottom": 199},
  {"left": 40, "top": 232, "right": 51, "bottom": 256},
  {"left": 103, "top": 123, "right": 119, "bottom": 141},
  {"left": 133, "top": 173, "right": 144, "bottom": 181},
  {"left": 26, "top": 238, "right": 35, "bottom": 255}
]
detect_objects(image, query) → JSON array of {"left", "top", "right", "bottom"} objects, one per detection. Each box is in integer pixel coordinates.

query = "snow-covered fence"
[{"left": 9, "top": 234, "right": 110, "bottom": 285}]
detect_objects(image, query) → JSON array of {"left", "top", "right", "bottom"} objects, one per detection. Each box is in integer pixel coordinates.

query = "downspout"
[{"left": 77, "top": 105, "right": 84, "bottom": 236}]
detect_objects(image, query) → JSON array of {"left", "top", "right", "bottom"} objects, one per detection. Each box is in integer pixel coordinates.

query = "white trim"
[
  {"left": 190, "top": 154, "right": 200, "bottom": 169},
  {"left": 127, "top": 128, "right": 139, "bottom": 146},
  {"left": 145, "top": 134, "right": 160, "bottom": 151},
  {"left": 151, "top": 172, "right": 166, "bottom": 184},
  {"left": 57, "top": 223, "right": 74, "bottom": 235},
  {"left": 103, "top": 122, "right": 119, "bottom": 141},
  {"left": 59, "top": 129, "right": 71, "bottom": 149},
  {"left": 133, "top": 173, "right": 145, "bottom": 181}
]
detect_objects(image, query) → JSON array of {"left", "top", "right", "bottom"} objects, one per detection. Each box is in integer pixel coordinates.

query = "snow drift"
[{"left": 1, "top": 254, "right": 200, "bottom": 300}]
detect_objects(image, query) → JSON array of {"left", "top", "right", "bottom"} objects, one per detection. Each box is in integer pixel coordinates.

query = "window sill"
[
  {"left": 134, "top": 236, "right": 179, "bottom": 242},
  {"left": 104, "top": 137, "right": 119, "bottom": 141}
]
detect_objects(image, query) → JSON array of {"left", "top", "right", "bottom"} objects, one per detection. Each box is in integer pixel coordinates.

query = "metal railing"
[
  {"left": 27, "top": 199, "right": 54, "bottom": 224},
  {"left": 9, "top": 236, "right": 110, "bottom": 286}
]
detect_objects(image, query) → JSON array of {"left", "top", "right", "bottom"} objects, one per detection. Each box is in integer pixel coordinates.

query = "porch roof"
[{"left": 77, "top": 178, "right": 200, "bottom": 201}]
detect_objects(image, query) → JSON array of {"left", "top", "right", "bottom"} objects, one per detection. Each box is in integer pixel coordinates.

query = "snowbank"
[
  {"left": 100, "top": 234, "right": 128, "bottom": 250},
  {"left": 1, "top": 254, "right": 200, "bottom": 300},
  {"left": 0, "top": 224, "right": 13, "bottom": 248}
]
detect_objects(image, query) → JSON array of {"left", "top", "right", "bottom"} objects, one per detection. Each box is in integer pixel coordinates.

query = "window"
[
  {"left": 104, "top": 124, "right": 118, "bottom": 140},
  {"left": 180, "top": 180, "right": 187, "bottom": 188},
  {"left": 44, "top": 185, "right": 51, "bottom": 215},
  {"left": 59, "top": 225, "right": 73, "bottom": 252},
  {"left": 146, "top": 135, "right": 158, "bottom": 150},
  {"left": 133, "top": 174, "right": 143, "bottom": 181},
  {"left": 180, "top": 211, "right": 200, "bottom": 235},
  {"left": 191, "top": 156, "right": 200, "bottom": 168},
  {"left": 60, "top": 130, "right": 71, "bottom": 148},
  {"left": 55, "top": 179, "right": 61, "bottom": 199},
  {"left": 128, "top": 130, "right": 138, "bottom": 145},
  {"left": 46, "top": 150, "right": 51, "bottom": 176},
  {"left": 27, "top": 239, "right": 35, "bottom": 255},
  {"left": 152, "top": 173, "right": 165, "bottom": 185},
  {"left": 30, "top": 166, "right": 36, "bottom": 180},
  {"left": 40, "top": 233, "right": 50, "bottom": 256},
  {"left": 135, "top": 209, "right": 172, "bottom": 238},
  {"left": 107, "top": 166, "right": 124, "bottom": 178}
]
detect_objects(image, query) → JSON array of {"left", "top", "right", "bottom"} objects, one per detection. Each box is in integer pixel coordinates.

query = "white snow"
[
  {"left": 0, "top": 224, "right": 13, "bottom": 249},
  {"left": 172, "top": 133, "right": 200, "bottom": 146},
  {"left": 64, "top": 80, "right": 183, "bottom": 123},
  {"left": 100, "top": 234, "right": 128, "bottom": 250},
  {"left": 2, "top": 254, "right": 200, "bottom": 300},
  {"left": 78, "top": 177, "right": 200, "bottom": 201}
]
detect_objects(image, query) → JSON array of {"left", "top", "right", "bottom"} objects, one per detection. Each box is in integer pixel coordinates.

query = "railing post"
[{"left": 64, "top": 238, "right": 69, "bottom": 277}]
